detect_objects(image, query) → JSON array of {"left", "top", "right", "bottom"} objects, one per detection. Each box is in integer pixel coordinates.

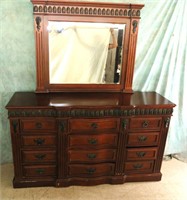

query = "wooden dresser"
[{"left": 6, "top": 92, "right": 175, "bottom": 187}]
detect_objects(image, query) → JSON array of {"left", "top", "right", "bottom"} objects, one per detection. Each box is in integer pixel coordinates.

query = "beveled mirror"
[{"left": 31, "top": 0, "right": 144, "bottom": 93}]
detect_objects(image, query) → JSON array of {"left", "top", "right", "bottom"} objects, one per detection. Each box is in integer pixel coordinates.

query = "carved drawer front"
[
  {"left": 69, "top": 118, "right": 119, "bottom": 133},
  {"left": 129, "top": 117, "right": 162, "bottom": 130},
  {"left": 21, "top": 135, "right": 56, "bottom": 147},
  {"left": 68, "top": 149, "right": 116, "bottom": 163},
  {"left": 23, "top": 165, "right": 56, "bottom": 177},
  {"left": 124, "top": 161, "right": 154, "bottom": 174},
  {"left": 22, "top": 151, "right": 56, "bottom": 163},
  {"left": 126, "top": 148, "right": 158, "bottom": 161},
  {"left": 68, "top": 133, "right": 118, "bottom": 148},
  {"left": 68, "top": 163, "right": 115, "bottom": 177},
  {"left": 20, "top": 119, "right": 56, "bottom": 132},
  {"left": 127, "top": 132, "right": 159, "bottom": 147}
]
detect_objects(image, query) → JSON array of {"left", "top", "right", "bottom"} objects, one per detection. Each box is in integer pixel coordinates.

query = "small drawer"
[
  {"left": 125, "top": 161, "right": 154, "bottom": 174},
  {"left": 68, "top": 163, "right": 114, "bottom": 177},
  {"left": 126, "top": 148, "right": 158, "bottom": 161},
  {"left": 129, "top": 117, "right": 162, "bottom": 130},
  {"left": 68, "top": 149, "right": 116, "bottom": 163},
  {"left": 69, "top": 118, "right": 119, "bottom": 133},
  {"left": 21, "top": 135, "right": 56, "bottom": 147},
  {"left": 127, "top": 132, "right": 159, "bottom": 147},
  {"left": 22, "top": 151, "right": 56, "bottom": 163},
  {"left": 68, "top": 133, "right": 118, "bottom": 148},
  {"left": 23, "top": 165, "right": 56, "bottom": 177},
  {"left": 20, "top": 119, "right": 56, "bottom": 132}
]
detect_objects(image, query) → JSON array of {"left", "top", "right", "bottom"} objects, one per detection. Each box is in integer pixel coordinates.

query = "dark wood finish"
[
  {"left": 6, "top": 92, "right": 175, "bottom": 187},
  {"left": 31, "top": 0, "right": 144, "bottom": 93},
  {"left": 5, "top": 0, "right": 175, "bottom": 189}
]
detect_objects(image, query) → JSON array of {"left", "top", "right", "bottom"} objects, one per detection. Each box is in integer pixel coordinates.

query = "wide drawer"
[
  {"left": 23, "top": 165, "right": 56, "bottom": 177},
  {"left": 129, "top": 117, "right": 162, "bottom": 130},
  {"left": 124, "top": 161, "right": 154, "bottom": 174},
  {"left": 68, "top": 133, "right": 118, "bottom": 148},
  {"left": 20, "top": 119, "right": 56, "bottom": 132},
  {"left": 68, "top": 163, "right": 114, "bottom": 177},
  {"left": 68, "top": 149, "right": 116, "bottom": 163},
  {"left": 126, "top": 148, "right": 158, "bottom": 161},
  {"left": 69, "top": 118, "right": 119, "bottom": 133},
  {"left": 127, "top": 132, "right": 159, "bottom": 147},
  {"left": 22, "top": 151, "right": 56, "bottom": 163},
  {"left": 21, "top": 135, "right": 56, "bottom": 147}
]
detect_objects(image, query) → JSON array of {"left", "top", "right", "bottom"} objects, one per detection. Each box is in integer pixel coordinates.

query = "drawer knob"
[
  {"left": 136, "top": 152, "right": 146, "bottom": 157},
  {"left": 91, "top": 123, "right": 98, "bottom": 129},
  {"left": 35, "top": 154, "right": 46, "bottom": 160},
  {"left": 133, "top": 163, "right": 143, "bottom": 169},
  {"left": 87, "top": 153, "right": 96, "bottom": 159},
  {"left": 36, "top": 168, "right": 45, "bottom": 174},
  {"left": 142, "top": 121, "right": 149, "bottom": 128},
  {"left": 88, "top": 138, "right": 98, "bottom": 145},
  {"left": 34, "top": 138, "right": 45, "bottom": 145},
  {"left": 86, "top": 168, "right": 96, "bottom": 174},
  {"left": 138, "top": 136, "right": 147, "bottom": 142},
  {"left": 35, "top": 122, "right": 42, "bottom": 129}
]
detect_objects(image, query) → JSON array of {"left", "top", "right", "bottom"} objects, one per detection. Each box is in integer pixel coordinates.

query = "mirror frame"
[{"left": 31, "top": 0, "right": 144, "bottom": 93}]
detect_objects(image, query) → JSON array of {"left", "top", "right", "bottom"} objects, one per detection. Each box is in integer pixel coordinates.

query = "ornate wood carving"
[
  {"left": 8, "top": 108, "right": 173, "bottom": 118},
  {"left": 35, "top": 16, "right": 41, "bottom": 31},
  {"left": 132, "top": 20, "right": 138, "bottom": 33},
  {"left": 32, "top": 4, "right": 142, "bottom": 18}
]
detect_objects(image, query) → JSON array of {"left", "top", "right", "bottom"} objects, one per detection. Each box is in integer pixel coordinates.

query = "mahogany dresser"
[{"left": 6, "top": 92, "right": 175, "bottom": 187}]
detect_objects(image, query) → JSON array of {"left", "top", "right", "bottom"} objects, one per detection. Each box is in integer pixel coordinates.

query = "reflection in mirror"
[{"left": 48, "top": 22, "right": 125, "bottom": 84}]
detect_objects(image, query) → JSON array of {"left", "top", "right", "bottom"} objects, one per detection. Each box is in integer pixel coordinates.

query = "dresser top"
[{"left": 6, "top": 92, "right": 175, "bottom": 109}]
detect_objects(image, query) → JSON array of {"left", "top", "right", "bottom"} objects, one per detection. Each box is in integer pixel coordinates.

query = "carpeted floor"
[{"left": 0, "top": 158, "right": 187, "bottom": 200}]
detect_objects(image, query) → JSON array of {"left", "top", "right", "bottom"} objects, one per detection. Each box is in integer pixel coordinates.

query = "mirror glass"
[{"left": 48, "top": 21, "right": 125, "bottom": 84}]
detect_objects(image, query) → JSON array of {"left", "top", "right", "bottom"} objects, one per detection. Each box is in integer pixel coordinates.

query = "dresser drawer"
[
  {"left": 129, "top": 117, "right": 162, "bottom": 130},
  {"left": 68, "top": 133, "right": 118, "bottom": 148},
  {"left": 125, "top": 161, "right": 154, "bottom": 174},
  {"left": 20, "top": 119, "right": 56, "bottom": 132},
  {"left": 68, "top": 163, "right": 114, "bottom": 177},
  {"left": 68, "top": 149, "right": 116, "bottom": 163},
  {"left": 69, "top": 118, "right": 119, "bottom": 133},
  {"left": 126, "top": 148, "right": 158, "bottom": 161},
  {"left": 22, "top": 151, "right": 56, "bottom": 163},
  {"left": 23, "top": 165, "right": 56, "bottom": 177},
  {"left": 21, "top": 135, "right": 56, "bottom": 147},
  {"left": 127, "top": 132, "right": 159, "bottom": 147}
]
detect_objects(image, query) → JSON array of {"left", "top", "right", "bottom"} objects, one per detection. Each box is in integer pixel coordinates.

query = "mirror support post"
[
  {"left": 34, "top": 15, "right": 47, "bottom": 93},
  {"left": 123, "top": 18, "right": 140, "bottom": 93}
]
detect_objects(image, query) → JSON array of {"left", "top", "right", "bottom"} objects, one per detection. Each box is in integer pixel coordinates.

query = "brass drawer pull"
[
  {"left": 91, "top": 123, "right": 98, "bottom": 129},
  {"left": 87, "top": 153, "right": 96, "bottom": 159},
  {"left": 35, "top": 154, "right": 46, "bottom": 160},
  {"left": 86, "top": 168, "right": 96, "bottom": 174},
  {"left": 35, "top": 122, "right": 42, "bottom": 129},
  {"left": 136, "top": 152, "right": 146, "bottom": 157},
  {"left": 36, "top": 168, "right": 45, "bottom": 174},
  {"left": 142, "top": 121, "right": 149, "bottom": 128},
  {"left": 138, "top": 135, "right": 147, "bottom": 142},
  {"left": 88, "top": 138, "right": 98, "bottom": 145},
  {"left": 133, "top": 163, "right": 143, "bottom": 169},
  {"left": 34, "top": 138, "right": 45, "bottom": 145}
]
